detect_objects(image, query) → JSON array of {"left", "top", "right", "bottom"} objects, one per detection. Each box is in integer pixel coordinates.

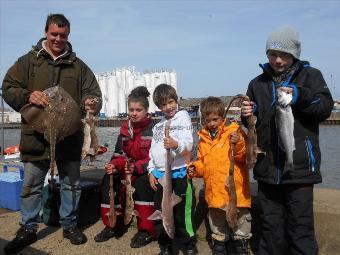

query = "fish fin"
[
  {"left": 147, "top": 210, "right": 163, "bottom": 220},
  {"left": 171, "top": 192, "right": 182, "bottom": 207}
]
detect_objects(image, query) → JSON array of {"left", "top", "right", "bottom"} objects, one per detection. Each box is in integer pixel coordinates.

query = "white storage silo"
[
  {"left": 164, "top": 71, "right": 171, "bottom": 84},
  {"left": 153, "top": 73, "right": 164, "bottom": 88},
  {"left": 170, "top": 71, "right": 177, "bottom": 88},
  {"left": 97, "top": 75, "right": 108, "bottom": 115},
  {"left": 118, "top": 83, "right": 126, "bottom": 114},
  {"left": 143, "top": 73, "right": 151, "bottom": 90},
  {"left": 126, "top": 75, "right": 135, "bottom": 96},
  {"left": 107, "top": 75, "right": 119, "bottom": 117},
  {"left": 134, "top": 76, "right": 146, "bottom": 88}
]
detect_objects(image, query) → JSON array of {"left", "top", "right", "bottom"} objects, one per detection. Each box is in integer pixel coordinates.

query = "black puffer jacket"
[
  {"left": 243, "top": 60, "right": 333, "bottom": 185},
  {"left": 2, "top": 38, "right": 102, "bottom": 162}
]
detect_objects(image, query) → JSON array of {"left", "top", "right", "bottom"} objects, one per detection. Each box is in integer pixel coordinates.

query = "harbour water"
[{"left": 1, "top": 125, "right": 339, "bottom": 189}]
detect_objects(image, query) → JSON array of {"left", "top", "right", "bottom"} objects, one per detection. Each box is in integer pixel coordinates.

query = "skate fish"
[{"left": 20, "top": 86, "right": 81, "bottom": 188}]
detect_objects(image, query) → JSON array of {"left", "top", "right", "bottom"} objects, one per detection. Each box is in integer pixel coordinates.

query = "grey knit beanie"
[{"left": 266, "top": 26, "right": 301, "bottom": 59}]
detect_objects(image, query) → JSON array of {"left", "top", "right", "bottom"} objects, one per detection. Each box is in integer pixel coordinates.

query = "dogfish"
[
  {"left": 224, "top": 94, "right": 265, "bottom": 228},
  {"left": 81, "top": 111, "right": 99, "bottom": 161},
  {"left": 225, "top": 141, "right": 238, "bottom": 229},
  {"left": 121, "top": 161, "right": 135, "bottom": 225},
  {"left": 225, "top": 94, "right": 264, "bottom": 171},
  {"left": 148, "top": 120, "right": 182, "bottom": 239}
]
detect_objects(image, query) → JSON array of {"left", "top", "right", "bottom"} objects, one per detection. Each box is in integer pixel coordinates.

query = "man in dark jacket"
[
  {"left": 2, "top": 14, "right": 102, "bottom": 253},
  {"left": 241, "top": 26, "right": 333, "bottom": 255}
]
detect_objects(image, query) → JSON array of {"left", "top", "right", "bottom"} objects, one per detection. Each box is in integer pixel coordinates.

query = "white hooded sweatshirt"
[{"left": 148, "top": 110, "right": 193, "bottom": 173}]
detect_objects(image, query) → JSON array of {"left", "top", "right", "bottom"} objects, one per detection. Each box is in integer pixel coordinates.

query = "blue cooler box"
[{"left": 0, "top": 165, "right": 24, "bottom": 211}]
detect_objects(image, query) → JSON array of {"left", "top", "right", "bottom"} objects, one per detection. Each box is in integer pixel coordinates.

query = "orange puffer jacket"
[{"left": 192, "top": 121, "right": 251, "bottom": 209}]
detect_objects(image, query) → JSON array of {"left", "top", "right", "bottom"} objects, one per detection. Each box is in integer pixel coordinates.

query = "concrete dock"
[{"left": 0, "top": 170, "right": 339, "bottom": 254}]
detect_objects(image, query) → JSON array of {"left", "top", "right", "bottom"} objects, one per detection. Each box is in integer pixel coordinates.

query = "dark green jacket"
[
  {"left": 2, "top": 38, "right": 102, "bottom": 162},
  {"left": 243, "top": 61, "right": 333, "bottom": 185}
]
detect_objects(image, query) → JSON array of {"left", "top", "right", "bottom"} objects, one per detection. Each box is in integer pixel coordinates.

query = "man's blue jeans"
[{"left": 20, "top": 160, "right": 81, "bottom": 232}]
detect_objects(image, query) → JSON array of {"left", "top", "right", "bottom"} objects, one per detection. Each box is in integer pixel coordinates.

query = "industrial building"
[{"left": 96, "top": 67, "right": 177, "bottom": 117}]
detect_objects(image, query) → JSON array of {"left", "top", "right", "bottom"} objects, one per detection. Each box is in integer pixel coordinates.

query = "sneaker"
[
  {"left": 4, "top": 226, "right": 37, "bottom": 254},
  {"left": 130, "top": 231, "right": 153, "bottom": 248},
  {"left": 212, "top": 239, "right": 227, "bottom": 255},
  {"left": 185, "top": 244, "right": 197, "bottom": 255},
  {"left": 94, "top": 226, "right": 115, "bottom": 242},
  {"left": 63, "top": 227, "right": 87, "bottom": 245},
  {"left": 227, "top": 239, "right": 250, "bottom": 255},
  {"left": 158, "top": 244, "right": 173, "bottom": 255}
]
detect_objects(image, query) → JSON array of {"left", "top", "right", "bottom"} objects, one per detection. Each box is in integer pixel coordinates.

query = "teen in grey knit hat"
[{"left": 266, "top": 26, "right": 301, "bottom": 59}]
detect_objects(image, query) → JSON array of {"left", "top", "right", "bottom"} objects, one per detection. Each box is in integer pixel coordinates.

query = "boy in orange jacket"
[{"left": 188, "top": 97, "right": 251, "bottom": 255}]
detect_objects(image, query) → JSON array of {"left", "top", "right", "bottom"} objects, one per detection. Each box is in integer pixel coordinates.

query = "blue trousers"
[{"left": 20, "top": 160, "right": 81, "bottom": 231}]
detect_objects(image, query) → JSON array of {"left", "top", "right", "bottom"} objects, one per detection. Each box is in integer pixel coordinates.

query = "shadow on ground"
[{"left": 0, "top": 237, "right": 50, "bottom": 255}]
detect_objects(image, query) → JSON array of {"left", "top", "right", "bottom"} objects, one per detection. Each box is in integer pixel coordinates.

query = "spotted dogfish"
[
  {"left": 224, "top": 94, "right": 265, "bottom": 228},
  {"left": 121, "top": 160, "right": 135, "bottom": 225},
  {"left": 148, "top": 120, "right": 182, "bottom": 239},
  {"left": 107, "top": 174, "right": 117, "bottom": 228},
  {"left": 81, "top": 110, "right": 99, "bottom": 161}
]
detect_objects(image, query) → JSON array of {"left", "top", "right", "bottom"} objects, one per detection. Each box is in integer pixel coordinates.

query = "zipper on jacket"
[{"left": 305, "top": 137, "right": 316, "bottom": 172}]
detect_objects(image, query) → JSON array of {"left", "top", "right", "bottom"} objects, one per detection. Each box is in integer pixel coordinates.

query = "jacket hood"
[
  {"left": 120, "top": 115, "right": 152, "bottom": 138},
  {"left": 198, "top": 120, "right": 239, "bottom": 143},
  {"left": 32, "top": 37, "right": 73, "bottom": 59},
  {"left": 259, "top": 60, "right": 310, "bottom": 83},
  {"left": 160, "top": 109, "right": 189, "bottom": 122}
]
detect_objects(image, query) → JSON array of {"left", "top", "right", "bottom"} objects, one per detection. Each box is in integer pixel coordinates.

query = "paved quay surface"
[{"left": 0, "top": 179, "right": 339, "bottom": 254}]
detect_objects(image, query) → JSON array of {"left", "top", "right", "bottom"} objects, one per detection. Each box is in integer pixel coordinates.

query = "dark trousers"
[
  {"left": 257, "top": 181, "right": 318, "bottom": 255},
  {"left": 154, "top": 176, "right": 196, "bottom": 246}
]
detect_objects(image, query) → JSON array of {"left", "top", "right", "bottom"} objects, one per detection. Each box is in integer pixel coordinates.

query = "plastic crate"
[
  {"left": 0, "top": 164, "right": 24, "bottom": 211},
  {"left": 0, "top": 179, "right": 23, "bottom": 211}
]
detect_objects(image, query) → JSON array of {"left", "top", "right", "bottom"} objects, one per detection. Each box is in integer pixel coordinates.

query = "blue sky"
[{"left": 1, "top": 0, "right": 340, "bottom": 100}]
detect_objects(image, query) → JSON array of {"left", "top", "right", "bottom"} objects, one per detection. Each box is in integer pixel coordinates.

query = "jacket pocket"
[
  {"left": 305, "top": 137, "right": 316, "bottom": 172},
  {"left": 20, "top": 125, "right": 46, "bottom": 155}
]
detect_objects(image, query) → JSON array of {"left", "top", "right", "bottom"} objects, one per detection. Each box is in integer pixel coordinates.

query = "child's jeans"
[{"left": 208, "top": 207, "right": 252, "bottom": 242}]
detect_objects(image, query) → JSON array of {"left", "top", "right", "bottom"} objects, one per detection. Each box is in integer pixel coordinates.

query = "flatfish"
[{"left": 20, "top": 86, "right": 81, "bottom": 187}]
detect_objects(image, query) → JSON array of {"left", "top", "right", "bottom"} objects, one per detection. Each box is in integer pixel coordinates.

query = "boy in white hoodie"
[{"left": 148, "top": 84, "right": 196, "bottom": 255}]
